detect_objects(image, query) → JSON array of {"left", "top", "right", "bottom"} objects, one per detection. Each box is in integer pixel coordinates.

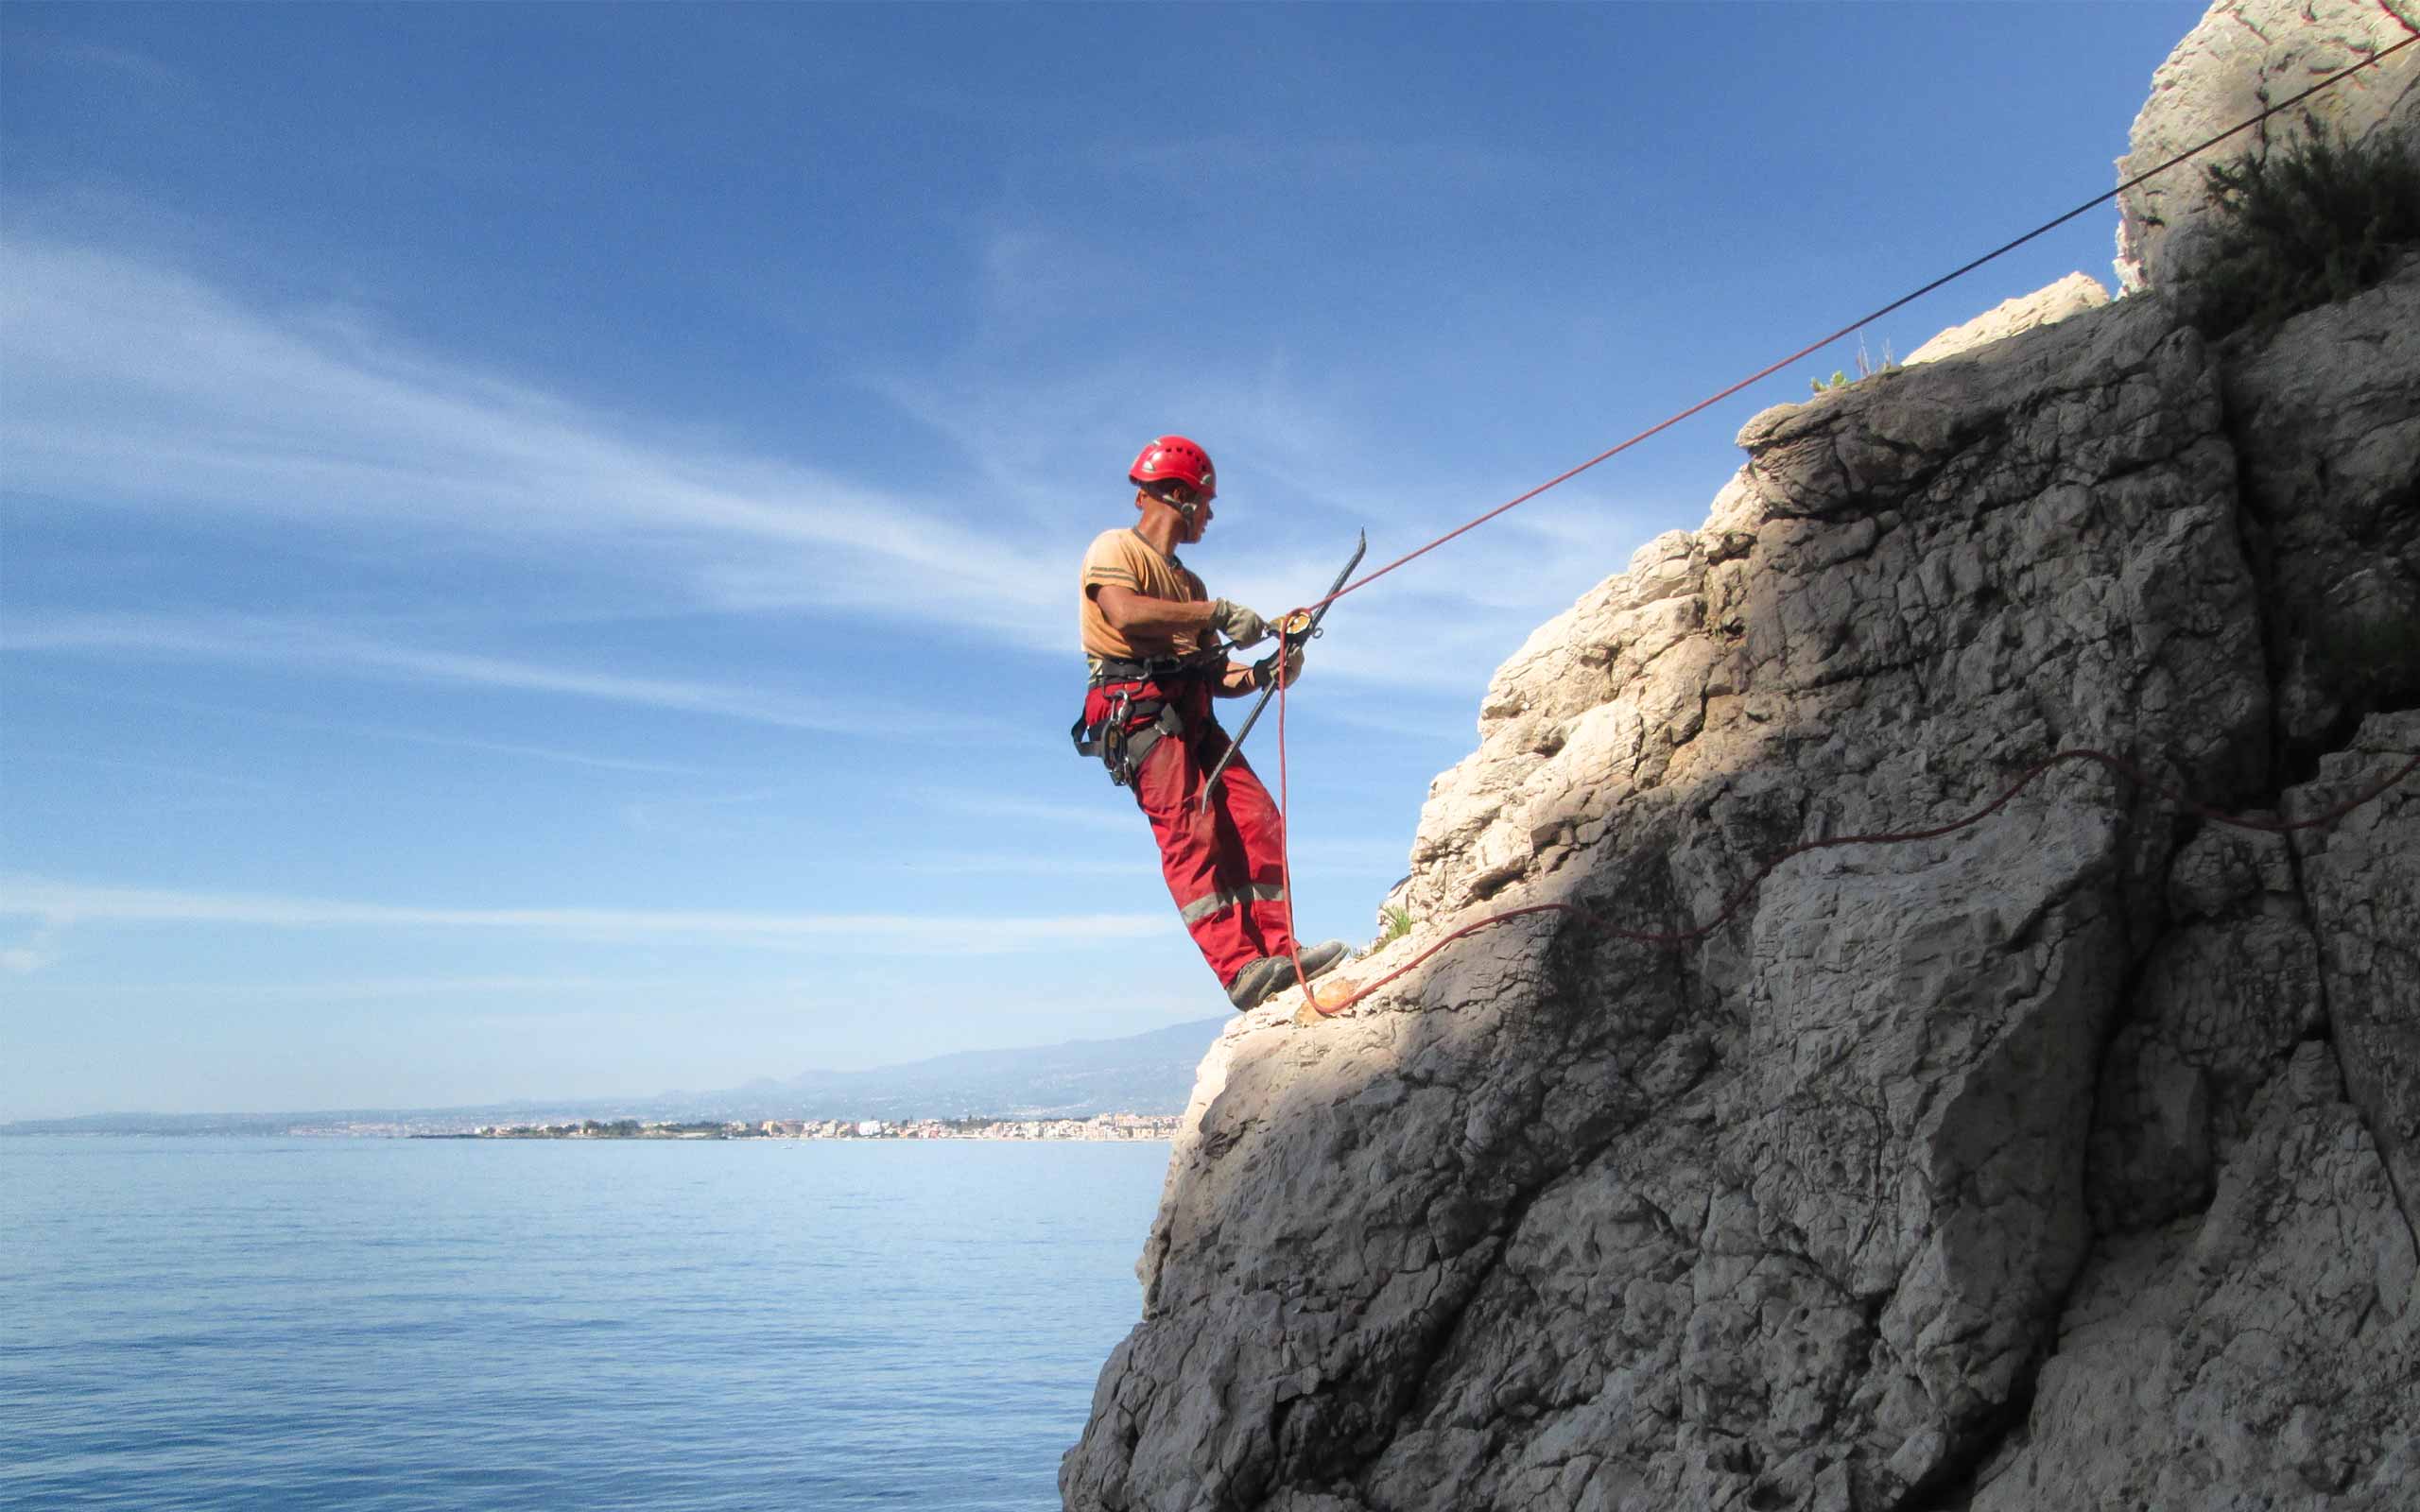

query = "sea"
[{"left": 0, "top": 1135, "right": 1170, "bottom": 1510}]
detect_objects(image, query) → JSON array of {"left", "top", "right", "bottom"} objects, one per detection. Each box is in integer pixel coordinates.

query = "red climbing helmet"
[{"left": 1128, "top": 435, "right": 1217, "bottom": 500}]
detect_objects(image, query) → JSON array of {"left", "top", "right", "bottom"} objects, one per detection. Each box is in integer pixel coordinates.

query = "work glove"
[
  {"left": 1253, "top": 644, "right": 1306, "bottom": 690},
  {"left": 1210, "top": 598, "right": 1272, "bottom": 648}
]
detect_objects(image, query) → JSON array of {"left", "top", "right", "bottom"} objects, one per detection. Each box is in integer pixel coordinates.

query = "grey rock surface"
[
  {"left": 1972, "top": 1044, "right": 2420, "bottom": 1512},
  {"left": 2289, "top": 712, "right": 2420, "bottom": 1224},
  {"left": 2114, "top": 0, "right": 2420, "bottom": 295},
  {"left": 1979, "top": 726, "right": 2420, "bottom": 1512},
  {"left": 2221, "top": 257, "right": 2420, "bottom": 749},
  {"left": 1064, "top": 301, "right": 2386, "bottom": 1512}
]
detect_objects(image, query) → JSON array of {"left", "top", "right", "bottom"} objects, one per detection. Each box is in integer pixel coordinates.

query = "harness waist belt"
[{"left": 1088, "top": 652, "right": 1220, "bottom": 687}]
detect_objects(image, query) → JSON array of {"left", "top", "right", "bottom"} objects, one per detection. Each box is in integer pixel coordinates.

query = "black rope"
[
  {"left": 1323, "top": 28, "right": 2420, "bottom": 609},
  {"left": 1836, "top": 29, "right": 2419, "bottom": 340}
]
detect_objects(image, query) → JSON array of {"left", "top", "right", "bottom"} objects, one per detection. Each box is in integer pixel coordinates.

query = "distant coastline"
[
  {"left": 436, "top": 1112, "right": 1182, "bottom": 1143},
  {"left": 3, "top": 1018, "right": 1224, "bottom": 1139}
]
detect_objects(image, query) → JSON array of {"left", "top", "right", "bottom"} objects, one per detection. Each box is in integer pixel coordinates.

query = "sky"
[{"left": 1, "top": 1, "right": 2213, "bottom": 1121}]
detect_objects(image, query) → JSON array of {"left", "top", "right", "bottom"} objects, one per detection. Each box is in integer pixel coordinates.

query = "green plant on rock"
[
  {"left": 2194, "top": 119, "right": 2420, "bottom": 339},
  {"left": 2313, "top": 600, "right": 2420, "bottom": 723},
  {"left": 1379, "top": 904, "right": 1414, "bottom": 943},
  {"left": 1807, "top": 333, "right": 1898, "bottom": 394}
]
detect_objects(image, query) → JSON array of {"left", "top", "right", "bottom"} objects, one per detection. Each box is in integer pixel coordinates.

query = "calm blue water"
[{"left": 0, "top": 1136, "right": 1167, "bottom": 1510}]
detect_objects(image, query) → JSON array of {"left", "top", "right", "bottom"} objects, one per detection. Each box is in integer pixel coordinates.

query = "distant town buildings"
[{"left": 467, "top": 1111, "right": 1184, "bottom": 1142}]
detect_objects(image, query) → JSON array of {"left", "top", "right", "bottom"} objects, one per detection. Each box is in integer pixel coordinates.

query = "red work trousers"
[{"left": 1089, "top": 676, "right": 1296, "bottom": 988}]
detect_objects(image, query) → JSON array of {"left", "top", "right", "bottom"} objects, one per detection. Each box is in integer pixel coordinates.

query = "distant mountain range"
[{"left": 1, "top": 1017, "right": 1229, "bottom": 1136}]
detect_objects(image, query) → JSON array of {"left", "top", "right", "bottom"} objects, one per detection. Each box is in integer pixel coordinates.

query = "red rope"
[
  {"left": 1273, "top": 620, "right": 1316, "bottom": 1003},
  {"left": 1244, "top": 32, "right": 2420, "bottom": 1020}
]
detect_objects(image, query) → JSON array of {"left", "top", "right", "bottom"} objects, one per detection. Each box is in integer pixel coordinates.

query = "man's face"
[
  {"left": 1179, "top": 489, "right": 1214, "bottom": 543},
  {"left": 1142, "top": 484, "right": 1212, "bottom": 542}
]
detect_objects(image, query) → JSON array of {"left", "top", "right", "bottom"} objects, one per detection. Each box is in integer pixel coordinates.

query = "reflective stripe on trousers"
[
  {"left": 1129, "top": 696, "right": 1296, "bottom": 988},
  {"left": 1179, "top": 881, "right": 1287, "bottom": 926}
]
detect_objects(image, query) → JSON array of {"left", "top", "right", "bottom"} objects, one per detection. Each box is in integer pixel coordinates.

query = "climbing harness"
[{"left": 1071, "top": 652, "right": 1218, "bottom": 786}]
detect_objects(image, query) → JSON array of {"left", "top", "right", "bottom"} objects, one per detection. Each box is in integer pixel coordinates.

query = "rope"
[
  {"left": 1306, "top": 29, "right": 2417, "bottom": 613},
  {"left": 1275, "top": 619, "right": 1309, "bottom": 999},
  {"left": 1254, "top": 32, "right": 2420, "bottom": 1017}
]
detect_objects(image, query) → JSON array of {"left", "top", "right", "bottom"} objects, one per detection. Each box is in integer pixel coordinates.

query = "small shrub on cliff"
[
  {"left": 2314, "top": 600, "right": 2420, "bottom": 724},
  {"left": 1807, "top": 333, "right": 1897, "bottom": 395},
  {"left": 2194, "top": 122, "right": 2420, "bottom": 339},
  {"left": 1379, "top": 904, "right": 1414, "bottom": 943}
]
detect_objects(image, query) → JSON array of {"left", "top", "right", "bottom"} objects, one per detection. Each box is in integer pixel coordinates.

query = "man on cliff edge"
[{"left": 1075, "top": 434, "right": 1350, "bottom": 1010}]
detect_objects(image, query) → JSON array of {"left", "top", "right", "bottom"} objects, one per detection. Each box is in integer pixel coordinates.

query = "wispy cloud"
[
  {"left": 617, "top": 784, "right": 804, "bottom": 841},
  {"left": 0, "top": 239, "right": 1072, "bottom": 649},
  {"left": 3, "top": 610, "right": 952, "bottom": 735},
  {"left": 1280, "top": 837, "right": 1415, "bottom": 878},
  {"left": 859, "top": 225, "right": 1687, "bottom": 704},
  {"left": 4, "top": 750, "right": 284, "bottom": 793},
  {"left": 359, "top": 729, "right": 714, "bottom": 777},
  {"left": 908, "top": 787, "right": 1137, "bottom": 836},
  {"left": 14, "top": 674, "right": 725, "bottom": 776},
  {"left": 3, "top": 236, "right": 1673, "bottom": 706},
  {"left": 1, "top": 929, "right": 59, "bottom": 974},
  {"left": 2, "top": 228, "right": 1690, "bottom": 742},
  {"left": 0, "top": 876, "right": 1168, "bottom": 954},
  {"left": 885, "top": 851, "right": 1158, "bottom": 878},
  {"left": 15, "top": 35, "right": 182, "bottom": 86},
  {"left": 1087, "top": 133, "right": 1551, "bottom": 197},
  {"left": 8, "top": 972, "right": 711, "bottom": 1003}
]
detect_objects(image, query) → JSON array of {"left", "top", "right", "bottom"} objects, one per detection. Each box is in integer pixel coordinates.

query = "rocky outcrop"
[
  {"left": 2290, "top": 713, "right": 2420, "bottom": 1227},
  {"left": 1063, "top": 8, "right": 2420, "bottom": 1503},
  {"left": 1971, "top": 1040, "right": 2418, "bottom": 1511},
  {"left": 1902, "top": 273, "right": 2109, "bottom": 367},
  {"left": 2221, "top": 253, "right": 2420, "bottom": 750},
  {"left": 1970, "top": 719, "right": 2420, "bottom": 1512},
  {"left": 2114, "top": 0, "right": 2420, "bottom": 294},
  {"left": 1063, "top": 258, "right": 2420, "bottom": 1512}
]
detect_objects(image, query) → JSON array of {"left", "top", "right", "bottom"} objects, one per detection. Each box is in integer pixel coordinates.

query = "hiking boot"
[
  {"left": 1225, "top": 955, "right": 1295, "bottom": 1010},
  {"left": 1225, "top": 943, "right": 1356, "bottom": 1011},
  {"left": 1295, "top": 939, "right": 1351, "bottom": 983}
]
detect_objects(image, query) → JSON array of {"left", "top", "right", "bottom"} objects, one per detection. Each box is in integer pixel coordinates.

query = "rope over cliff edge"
[{"left": 1254, "top": 32, "right": 2420, "bottom": 1017}]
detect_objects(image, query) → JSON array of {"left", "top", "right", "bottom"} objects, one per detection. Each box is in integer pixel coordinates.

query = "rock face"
[
  {"left": 2115, "top": 0, "right": 2420, "bottom": 294},
  {"left": 1063, "top": 19, "right": 2420, "bottom": 1511},
  {"left": 1902, "top": 273, "right": 2109, "bottom": 367},
  {"left": 1065, "top": 255, "right": 2420, "bottom": 1511},
  {"left": 2221, "top": 252, "right": 2420, "bottom": 750}
]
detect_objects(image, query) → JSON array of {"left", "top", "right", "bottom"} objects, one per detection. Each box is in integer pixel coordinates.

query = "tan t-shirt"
[{"left": 1079, "top": 527, "right": 1207, "bottom": 669}]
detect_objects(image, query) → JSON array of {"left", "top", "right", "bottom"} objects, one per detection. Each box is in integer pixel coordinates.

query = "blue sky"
[{"left": 1, "top": 1, "right": 2209, "bottom": 1120}]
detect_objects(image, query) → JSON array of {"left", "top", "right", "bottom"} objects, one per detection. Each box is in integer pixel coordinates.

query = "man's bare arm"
[{"left": 1092, "top": 584, "right": 1218, "bottom": 646}]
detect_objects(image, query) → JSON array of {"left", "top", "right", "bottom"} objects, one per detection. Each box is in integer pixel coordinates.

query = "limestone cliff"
[
  {"left": 2116, "top": 0, "right": 2418, "bottom": 294},
  {"left": 1063, "top": 10, "right": 2420, "bottom": 1509}
]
